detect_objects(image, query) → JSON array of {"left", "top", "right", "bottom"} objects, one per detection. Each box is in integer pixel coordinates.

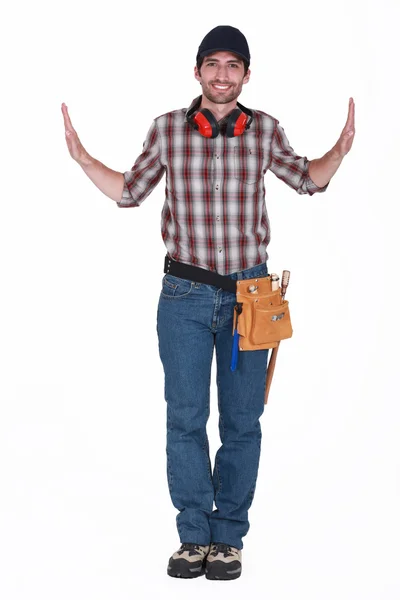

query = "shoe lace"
[
  {"left": 180, "top": 543, "right": 201, "bottom": 551},
  {"left": 212, "top": 542, "right": 233, "bottom": 556}
]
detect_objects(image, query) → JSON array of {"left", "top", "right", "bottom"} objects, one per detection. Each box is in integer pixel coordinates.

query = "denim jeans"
[{"left": 156, "top": 260, "right": 269, "bottom": 550}]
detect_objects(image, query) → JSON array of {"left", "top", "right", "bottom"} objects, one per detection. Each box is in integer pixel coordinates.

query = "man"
[{"left": 62, "top": 25, "right": 355, "bottom": 581}]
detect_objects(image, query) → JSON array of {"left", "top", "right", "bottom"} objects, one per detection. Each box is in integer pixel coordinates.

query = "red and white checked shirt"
[{"left": 116, "top": 95, "right": 329, "bottom": 275}]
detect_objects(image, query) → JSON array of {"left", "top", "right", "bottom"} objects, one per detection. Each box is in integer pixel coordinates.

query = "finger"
[
  {"left": 62, "top": 104, "right": 74, "bottom": 132},
  {"left": 61, "top": 103, "right": 75, "bottom": 133},
  {"left": 351, "top": 99, "right": 355, "bottom": 127},
  {"left": 344, "top": 98, "right": 355, "bottom": 131},
  {"left": 344, "top": 99, "right": 352, "bottom": 127},
  {"left": 349, "top": 97, "right": 355, "bottom": 125}
]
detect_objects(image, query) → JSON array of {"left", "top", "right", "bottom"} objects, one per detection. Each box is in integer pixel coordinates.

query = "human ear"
[{"left": 243, "top": 68, "right": 251, "bottom": 84}]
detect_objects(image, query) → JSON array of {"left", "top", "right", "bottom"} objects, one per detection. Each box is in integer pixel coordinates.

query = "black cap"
[{"left": 196, "top": 25, "right": 250, "bottom": 66}]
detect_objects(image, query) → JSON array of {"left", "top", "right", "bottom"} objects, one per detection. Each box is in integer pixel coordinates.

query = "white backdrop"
[{"left": 1, "top": 0, "right": 399, "bottom": 598}]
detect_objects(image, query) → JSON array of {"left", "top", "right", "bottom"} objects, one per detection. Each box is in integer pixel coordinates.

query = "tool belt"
[
  {"left": 231, "top": 274, "right": 292, "bottom": 354},
  {"left": 163, "top": 254, "right": 293, "bottom": 403}
]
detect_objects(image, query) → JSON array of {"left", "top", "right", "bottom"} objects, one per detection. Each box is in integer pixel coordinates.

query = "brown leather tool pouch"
[{"left": 232, "top": 275, "right": 293, "bottom": 351}]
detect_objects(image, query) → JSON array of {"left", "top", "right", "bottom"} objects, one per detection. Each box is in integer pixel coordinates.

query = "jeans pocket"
[{"left": 161, "top": 274, "right": 193, "bottom": 298}]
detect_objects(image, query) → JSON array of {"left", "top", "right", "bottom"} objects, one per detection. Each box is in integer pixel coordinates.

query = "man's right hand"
[{"left": 61, "top": 103, "right": 92, "bottom": 166}]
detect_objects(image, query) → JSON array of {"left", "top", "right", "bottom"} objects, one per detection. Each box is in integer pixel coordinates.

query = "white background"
[{"left": 1, "top": 0, "right": 399, "bottom": 598}]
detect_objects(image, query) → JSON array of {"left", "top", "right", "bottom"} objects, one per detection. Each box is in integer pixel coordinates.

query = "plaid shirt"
[{"left": 117, "top": 95, "right": 329, "bottom": 275}]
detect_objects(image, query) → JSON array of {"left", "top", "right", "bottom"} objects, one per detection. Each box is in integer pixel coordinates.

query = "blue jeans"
[{"left": 156, "top": 260, "right": 269, "bottom": 550}]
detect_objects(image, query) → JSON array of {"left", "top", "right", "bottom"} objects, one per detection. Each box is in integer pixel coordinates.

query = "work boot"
[
  {"left": 167, "top": 542, "right": 210, "bottom": 578},
  {"left": 205, "top": 542, "right": 242, "bottom": 580}
]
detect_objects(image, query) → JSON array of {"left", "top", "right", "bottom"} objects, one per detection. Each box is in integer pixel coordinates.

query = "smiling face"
[{"left": 194, "top": 51, "right": 251, "bottom": 105}]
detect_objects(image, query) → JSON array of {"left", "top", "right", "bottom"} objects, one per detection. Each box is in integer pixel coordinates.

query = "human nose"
[{"left": 215, "top": 65, "right": 230, "bottom": 80}]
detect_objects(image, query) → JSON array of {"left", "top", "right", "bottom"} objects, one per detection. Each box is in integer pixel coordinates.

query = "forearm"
[
  {"left": 308, "top": 146, "right": 343, "bottom": 188},
  {"left": 79, "top": 156, "right": 125, "bottom": 202}
]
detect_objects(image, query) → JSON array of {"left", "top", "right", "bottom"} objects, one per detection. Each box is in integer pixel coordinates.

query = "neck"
[{"left": 199, "top": 95, "right": 238, "bottom": 121}]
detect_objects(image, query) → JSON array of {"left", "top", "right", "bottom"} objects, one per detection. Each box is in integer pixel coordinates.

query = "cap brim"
[{"left": 198, "top": 48, "right": 249, "bottom": 63}]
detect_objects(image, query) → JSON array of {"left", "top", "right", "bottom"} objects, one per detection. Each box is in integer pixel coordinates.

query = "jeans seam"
[
  {"left": 167, "top": 448, "right": 174, "bottom": 494},
  {"left": 202, "top": 438, "right": 213, "bottom": 484},
  {"left": 215, "top": 349, "right": 224, "bottom": 498},
  {"left": 202, "top": 344, "right": 214, "bottom": 484}
]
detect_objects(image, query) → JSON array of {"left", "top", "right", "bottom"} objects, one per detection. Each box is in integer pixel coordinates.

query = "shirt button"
[
  {"left": 216, "top": 216, "right": 220, "bottom": 221},
  {"left": 218, "top": 247, "right": 222, "bottom": 253},
  {"left": 215, "top": 185, "right": 219, "bottom": 190}
]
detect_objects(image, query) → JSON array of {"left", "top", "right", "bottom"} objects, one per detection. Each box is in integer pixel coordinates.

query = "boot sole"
[
  {"left": 205, "top": 560, "right": 242, "bottom": 580},
  {"left": 167, "top": 557, "right": 205, "bottom": 578}
]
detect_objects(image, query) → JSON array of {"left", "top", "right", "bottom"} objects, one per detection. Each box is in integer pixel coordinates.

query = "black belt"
[{"left": 164, "top": 254, "right": 237, "bottom": 293}]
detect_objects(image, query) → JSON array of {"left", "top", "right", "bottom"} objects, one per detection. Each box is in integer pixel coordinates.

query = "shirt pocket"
[{"left": 234, "top": 146, "right": 264, "bottom": 185}]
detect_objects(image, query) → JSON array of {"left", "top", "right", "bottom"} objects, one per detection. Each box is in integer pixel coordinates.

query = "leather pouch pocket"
[{"left": 250, "top": 300, "right": 293, "bottom": 345}]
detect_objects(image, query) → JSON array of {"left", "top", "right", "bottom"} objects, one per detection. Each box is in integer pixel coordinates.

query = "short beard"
[{"left": 202, "top": 82, "right": 242, "bottom": 105}]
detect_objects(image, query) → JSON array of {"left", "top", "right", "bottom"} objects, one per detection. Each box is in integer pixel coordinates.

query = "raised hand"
[
  {"left": 334, "top": 98, "right": 356, "bottom": 158},
  {"left": 61, "top": 103, "right": 92, "bottom": 166}
]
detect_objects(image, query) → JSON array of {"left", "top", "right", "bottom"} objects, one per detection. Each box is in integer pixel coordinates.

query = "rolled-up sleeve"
[
  {"left": 116, "top": 120, "right": 165, "bottom": 207},
  {"left": 269, "top": 120, "right": 329, "bottom": 196}
]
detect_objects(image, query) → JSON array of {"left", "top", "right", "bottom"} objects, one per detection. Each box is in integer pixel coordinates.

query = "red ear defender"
[
  {"left": 192, "top": 108, "right": 219, "bottom": 138},
  {"left": 233, "top": 111, "right": 249, "bottom": 136},
  {"left": 226, "top": 108, "right": 248, "bottom": 137}
]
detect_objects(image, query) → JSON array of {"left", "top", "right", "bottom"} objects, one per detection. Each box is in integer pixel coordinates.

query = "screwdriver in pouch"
[{"left": 230, "top": 302, "right": 243, "bottom": 372}]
